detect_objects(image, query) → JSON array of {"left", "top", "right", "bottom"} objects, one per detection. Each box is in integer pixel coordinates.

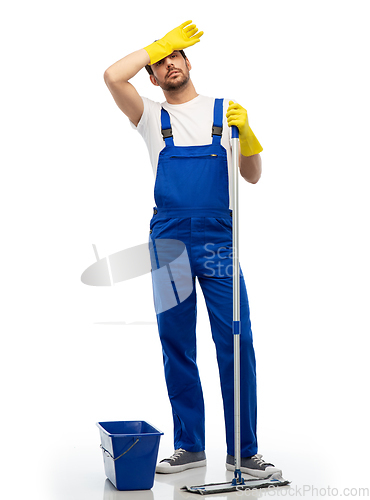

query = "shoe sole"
[
  {"left": 225, "top": 462, "right": 282, "bottom": 479},
  {"left": 156, "top": 459, "right": 207, "bottom": 474}
]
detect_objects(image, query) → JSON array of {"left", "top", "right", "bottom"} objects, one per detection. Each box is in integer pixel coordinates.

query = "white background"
[{"left": 1, "top": 1, "right": 369, "bottom": 498}]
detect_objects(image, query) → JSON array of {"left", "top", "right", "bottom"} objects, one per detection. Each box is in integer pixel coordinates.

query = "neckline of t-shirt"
[{"left": 162, "top": 95, "right": 203, "bottom": 108}]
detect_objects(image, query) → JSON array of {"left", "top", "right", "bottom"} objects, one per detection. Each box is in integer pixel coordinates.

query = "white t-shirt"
[{"left": 130, "top": 94, "right": 234, "bottom": 209}]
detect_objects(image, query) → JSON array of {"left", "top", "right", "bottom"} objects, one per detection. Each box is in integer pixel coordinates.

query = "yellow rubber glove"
[
  {"left": 144, "top": 20, "right": 204, "bottom": 65},
  {"left": 226, "top": 101, "right": 263, "bottom": 156}
]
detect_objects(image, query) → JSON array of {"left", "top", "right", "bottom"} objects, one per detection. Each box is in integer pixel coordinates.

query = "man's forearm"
[
  {"left": 103, "top": 49, "right": 150, "bottom": 126},
  {"left": 239, "top": 153, "right": 262, "bottom": 184},
  {"left": 104, "top": 49, "right": 150, "bottom": 84}
]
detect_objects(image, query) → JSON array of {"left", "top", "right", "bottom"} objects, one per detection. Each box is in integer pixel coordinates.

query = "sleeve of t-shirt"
[
  {"left": 129, "top": 96, "right": 162, "bottom": 167},
  {"left": 129, "top": 96, "right": 161, "bottom": 139}
]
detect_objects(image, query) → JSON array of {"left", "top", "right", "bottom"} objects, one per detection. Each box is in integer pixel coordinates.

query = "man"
[{"left": 104, "top": 20, "right": 282, "bottom": 478}]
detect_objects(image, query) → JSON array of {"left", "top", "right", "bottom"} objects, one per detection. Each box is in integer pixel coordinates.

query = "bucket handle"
[{"left": 100, "top": 438, "right": 140, "bottom": 461}]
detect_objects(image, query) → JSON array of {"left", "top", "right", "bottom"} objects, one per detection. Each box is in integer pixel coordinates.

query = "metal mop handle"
[{"left": 231, "top": 125, "right": 244, "bottom": 485}]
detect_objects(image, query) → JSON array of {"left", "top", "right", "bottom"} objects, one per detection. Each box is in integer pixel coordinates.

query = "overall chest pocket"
[{"left": 155, "top": 152, "right": 229, "bottom": 209}]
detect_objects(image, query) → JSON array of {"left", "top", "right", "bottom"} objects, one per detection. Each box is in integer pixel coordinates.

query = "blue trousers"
[{"left": 149, "top": 214, "right": 258, "bottom": 457}]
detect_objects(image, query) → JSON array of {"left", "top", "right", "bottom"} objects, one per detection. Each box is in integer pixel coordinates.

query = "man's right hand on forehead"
[{"left": 144, "top": 20, "right": 204, "bottom": 65}]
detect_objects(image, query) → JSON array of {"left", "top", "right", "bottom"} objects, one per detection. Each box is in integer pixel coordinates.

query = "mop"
[{"left": 181, "top": 126, "right": 290, "bottom": 495}]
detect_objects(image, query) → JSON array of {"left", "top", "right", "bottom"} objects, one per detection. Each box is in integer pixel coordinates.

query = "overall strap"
[
  {"left": 160, "top": 108, "right": 174, "bottom": 146},
  {"left": 212, "top": 98, "right": 224, "bottom": 145}
]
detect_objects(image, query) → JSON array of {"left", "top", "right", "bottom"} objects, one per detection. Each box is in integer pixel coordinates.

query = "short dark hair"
[{"left": 145, "top": 49, "right": 187, "bottom": 76}]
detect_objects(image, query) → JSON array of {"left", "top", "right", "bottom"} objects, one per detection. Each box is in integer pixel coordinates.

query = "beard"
[{"left": 158, "top": 68, "right": 190, "bottom": 92}]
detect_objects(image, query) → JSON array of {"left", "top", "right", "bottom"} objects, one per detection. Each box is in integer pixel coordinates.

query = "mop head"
[{"left": 181, "top": 472, "right": 290, "bottom": 495}]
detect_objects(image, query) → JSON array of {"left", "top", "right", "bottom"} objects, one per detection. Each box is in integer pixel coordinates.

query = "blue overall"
[{"left": 149, "top": 98, "right": 257, "bottom": 457}]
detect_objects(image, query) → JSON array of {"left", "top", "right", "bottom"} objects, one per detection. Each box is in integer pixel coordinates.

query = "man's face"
[{"left": 150, "top": 51, "right": 191, "bottom": 91}]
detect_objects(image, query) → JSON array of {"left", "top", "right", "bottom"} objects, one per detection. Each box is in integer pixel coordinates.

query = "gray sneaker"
[
  {"left": 226, "top": 453, "right": 282, "bottom": 478},
  {"left": 156, "top": 448, "right": 207, "bottom": 474}
]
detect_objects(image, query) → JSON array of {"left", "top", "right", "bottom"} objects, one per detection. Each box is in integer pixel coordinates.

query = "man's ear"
[
  {"left": 149, "top": 74, "right": 159, "bottom": 87},
  {"left": 185, "top": 58, "right": 192, "bottom": 71}
]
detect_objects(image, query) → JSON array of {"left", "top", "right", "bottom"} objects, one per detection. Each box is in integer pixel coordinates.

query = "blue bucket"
[{"left": 97, "top": 421, "right": 163, "bottom": 491}]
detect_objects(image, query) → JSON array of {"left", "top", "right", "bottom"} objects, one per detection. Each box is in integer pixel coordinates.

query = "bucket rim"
[{"left": 96, "top": 420, "right": 164, "bottom": 436}]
